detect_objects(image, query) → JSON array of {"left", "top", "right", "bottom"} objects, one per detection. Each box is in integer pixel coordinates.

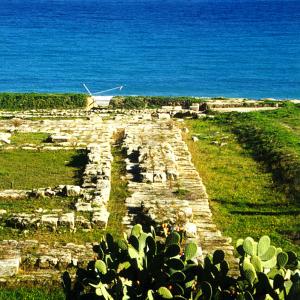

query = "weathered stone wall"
[{"left": 0, "top": 108, "right": 238, "bottom": 284}]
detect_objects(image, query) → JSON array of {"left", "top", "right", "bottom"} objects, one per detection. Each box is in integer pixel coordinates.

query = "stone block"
[
  {"left": 0, "top": 132, "right": 11, "bottom": 144},
  {"left": 0, "top": 258, "right": 20, "bottom": 276},
  {"left": 50, "top": 134, "right": 70, "bottom": 143},
  {"left": 41, "top": 214, "right": 58, "bottom": 229},
  {"left": 184, "top": 222, "right": 197, "bottom": 238},
  {"left": 158, "top": 113, "right": 171, "bottom": 120},
  {"left": 59, "top": 213, "right": 75, "bottom": 229},
  {"left": 75, "top": 202, "right": 92, "bottom": 212},
  {"left": 63, "top": 185, "right": 81, "bottom": 197},
  {"left": 92, "top": 210, "right": 109, "bottom": 228}
]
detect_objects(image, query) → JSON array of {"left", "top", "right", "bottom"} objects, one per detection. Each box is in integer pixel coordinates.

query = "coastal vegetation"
[
  {"left": 109, "top": 96, "right": 280, "bottom": 110},
  {"left": 184, "top": 103, "right": 300, "bottom": 255},
  {"left": 110, "top": 96, "right": 207, "bottom": 109},
  {"left": 216, "top": 103, "right": 300, "bottom": 201},
  {"left": 63, "top": 224, "right": 300, "bottom": 299},
  {"left": 0, "top": 93, "right": 87, "bottom": 110}
]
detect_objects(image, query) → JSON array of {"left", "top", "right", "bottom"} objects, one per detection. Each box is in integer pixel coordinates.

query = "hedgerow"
[
  {"left": 110, "top": 96, "right": 207, "bottom": 109},
  {"left": 0, "top": 93, "right": 87, "bottom": 110}
]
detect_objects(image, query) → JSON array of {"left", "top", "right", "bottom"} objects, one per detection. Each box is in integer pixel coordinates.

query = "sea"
[{"left": 0, "top": 0, "right": 299, "bottom": 99}]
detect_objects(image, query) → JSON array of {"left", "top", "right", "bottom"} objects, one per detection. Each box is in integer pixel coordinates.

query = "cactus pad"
[
  {"left": 165, "top": 244, "right": 181, "bottom": 258},
  {"left": 146, "top": 235, "right": 157, "bottom": 256},
  {"left": 213, "top": 249, "right": 225, "bottom": 265},
  {"left": 257, "top": 235, "right": 271, "bottom": 257},
  {"left": 250, "top": 255, "right": 263, "bottom": 273},
  {"left": 166, "top": 258, "right": 185, "bottom": 270},
  {"left": 131, "top": 224, "right": 143, "bottom": 237},
  {"left": 244, "top": 269, "right": 256, "bottom": 285},
  {"left": 243, "top": 237, "right": 256, "bottom": 256},
  {"left": 201, "top": 281, "right": 212, "bottom": 300},
  {"left": 95, "top": 260, "right": 107, "bottom": 274},
  {"left": 170, "top": 271, "right": 186, "bottom": 283},
  {"left": 277, "top": 251, "right": 288, "bottom": 268},
  {"left": 158, "top": 287, "right": 173, "bottom": 299},
  {"left": 166, "top": 232, "right": 181, "bottom": 246},
  {"left": 185, "top": 242, "right": 198, "bottom": 261},
  {"left": 260, "top": 245, "right": 276, "bottom": 261}
]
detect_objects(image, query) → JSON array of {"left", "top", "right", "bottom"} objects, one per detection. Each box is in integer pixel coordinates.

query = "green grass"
[
  {"left": 10, "top": 132, "right": 49, "bottom": 145},
  {"left": 0, "top": 143, "right": 129, "bottom": 244},
  {"left": 106, "top": 145, "right": 130, "bottom": 237},
  {"left": 0, "top": 287, "right": 64, "bottom": 300},
  {"left": 184, "top": 118, "right": 300, "bottom": 255},
  {"left": 0, "top": 149, "right": 86, "bottom": 189},
  {"left": 0, "top": 196, "right": 74, "bottom": 213},
  {"left": 0, "top": 92, "right": 86, "bottom": 110},
  {"left": 214, "top": 104, "right": 300, "bottom": 201}
]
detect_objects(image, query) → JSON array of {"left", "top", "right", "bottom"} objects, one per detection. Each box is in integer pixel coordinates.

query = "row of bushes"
[
  {"left": 63, "top": 224, "right": 300, "bottom": 299},
  {"left": 216, "top": 103, "right": 300, "bottom": 202},
  {"left": 109, "top": 96, "right": 207, "bottom": 109},
  {"left": 0, "top": 93, "right": 87, "bottom": 110}
]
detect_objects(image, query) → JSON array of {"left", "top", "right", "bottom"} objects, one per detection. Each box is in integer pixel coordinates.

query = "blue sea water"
[{"left": 0, "top": 0, "right": 299, "bottom": 98}]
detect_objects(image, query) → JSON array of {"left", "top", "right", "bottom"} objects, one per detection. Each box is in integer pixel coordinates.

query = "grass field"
[
  {"left": 106, "top": 145, "right": 130, "bottom": 237},
  {"left": 0, "top": 196, "right": 74, "bottom": 213},
  {"left": 184, "top": 117, "right": 300, "bottom": 255},
  {"left": 0, "top": 287, "right": 65, "bottom": 300},
  {"left": 0, "top": 142, "right": 129, "bottom": 244},
  {"left": 0, "top": 149, "right": 86, "bottom": 189},
  {"left": 10, "top": 132, "right": 50, "bottom": 145}
]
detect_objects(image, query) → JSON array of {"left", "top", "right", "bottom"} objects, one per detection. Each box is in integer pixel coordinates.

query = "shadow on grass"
[
  {"left": 67, "top": 150, "right": 88, "bottom": 185},
  {"left": 230, "top": 210, "right": 300, "bottom": 216},
  {"left": 211, "top": 198, "right": 298, "bottom": 208}
]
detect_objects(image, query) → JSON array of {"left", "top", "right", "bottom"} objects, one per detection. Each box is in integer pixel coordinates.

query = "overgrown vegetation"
[
  {"left": 10, "top": 132, "right": 49, "bottom": 145},
  {"left": 109, "top": 96, "right": 281, "bottom": 110},
  {"left": 63, "top": 224, "right": 300, "bottom": 299},
  {"left": 0, "top": 196, "right": 75, "bottom": 213},
  {"left": 110, "top": 96, "right": 207, "bottom": 109},
  {"left": 184, "top": 117, "right": 300, "bottom": 255},
  {"left": 215, "top": 103, "right": 300, "bottom": 201},
  {"left": 0, "top": 149, "right": 86, "bottom": 189},
  {"left": 0, "top": 93, "right": 87, "bottom": 110},
  {"left": 0, "top": 287, "right": 65, "bottom": 300},
  {"left": 107, "top": 130, "right": 130, "bottom": 237}
]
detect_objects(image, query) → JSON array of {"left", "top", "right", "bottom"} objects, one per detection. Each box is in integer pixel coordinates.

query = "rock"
[
  {"left": 0, "top": 258, "right": 20, "bottom": 276},
  {"left": 158, "top": 113, "right": 171, "bottom": 120},
  {"left": 50, "top": 134, "right": 70, "bottom": 143},
  {"left": 75, "top": 216, "right": 91, "bottom": 229},
  {"left": 180, "top": 207, "right": 193, "bottom": 219},
  {"left": 6, "top": 214, "right": 39, "bottom": 230},
  {"left": 189, "top": 104, "right": 200, "bottom": 111},
  {"left": 41, "top": 214, "right": 58, "bottom": 230},
  {"left": 0, "top": 132, "right": 11, "bottom": 144},
  {"left": 63, "top": 185, "right": 81, "bottom": 197},
  {"left": 38, "top": 256, "right": 58, "bottom": 269},
  {"left": 184, "top": 222, "right": 197, "bottom": 238},
  {"left": 192, "top": 136, "right": 199, "bottom": 142},
  {"left": 92, "top": 210, "right": 109, "bottom": 229},
  {"left": 59, "top": 213, "right": 75, "bottom": 229},
  {"left": 75, "top": 202, "right": 92, "bottom": 212}
]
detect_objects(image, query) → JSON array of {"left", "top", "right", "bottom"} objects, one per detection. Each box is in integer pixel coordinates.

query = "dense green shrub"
[
  {"left": 216, "top": 104, "right": 300, "bottom": 202},
  {"left": 0, "top": 93, "right": 87, "bottom": 109},
  {"left": 110, "top": 96, "right": 206, "bottom": 109},
  {"left": 63, "top": 224, "right": 300, "bottom": 299}
]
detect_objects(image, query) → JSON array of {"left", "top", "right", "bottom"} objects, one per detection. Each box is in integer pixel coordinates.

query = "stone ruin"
[{"left": 0, "top": 107, "right": 238, "bottom": 286}]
